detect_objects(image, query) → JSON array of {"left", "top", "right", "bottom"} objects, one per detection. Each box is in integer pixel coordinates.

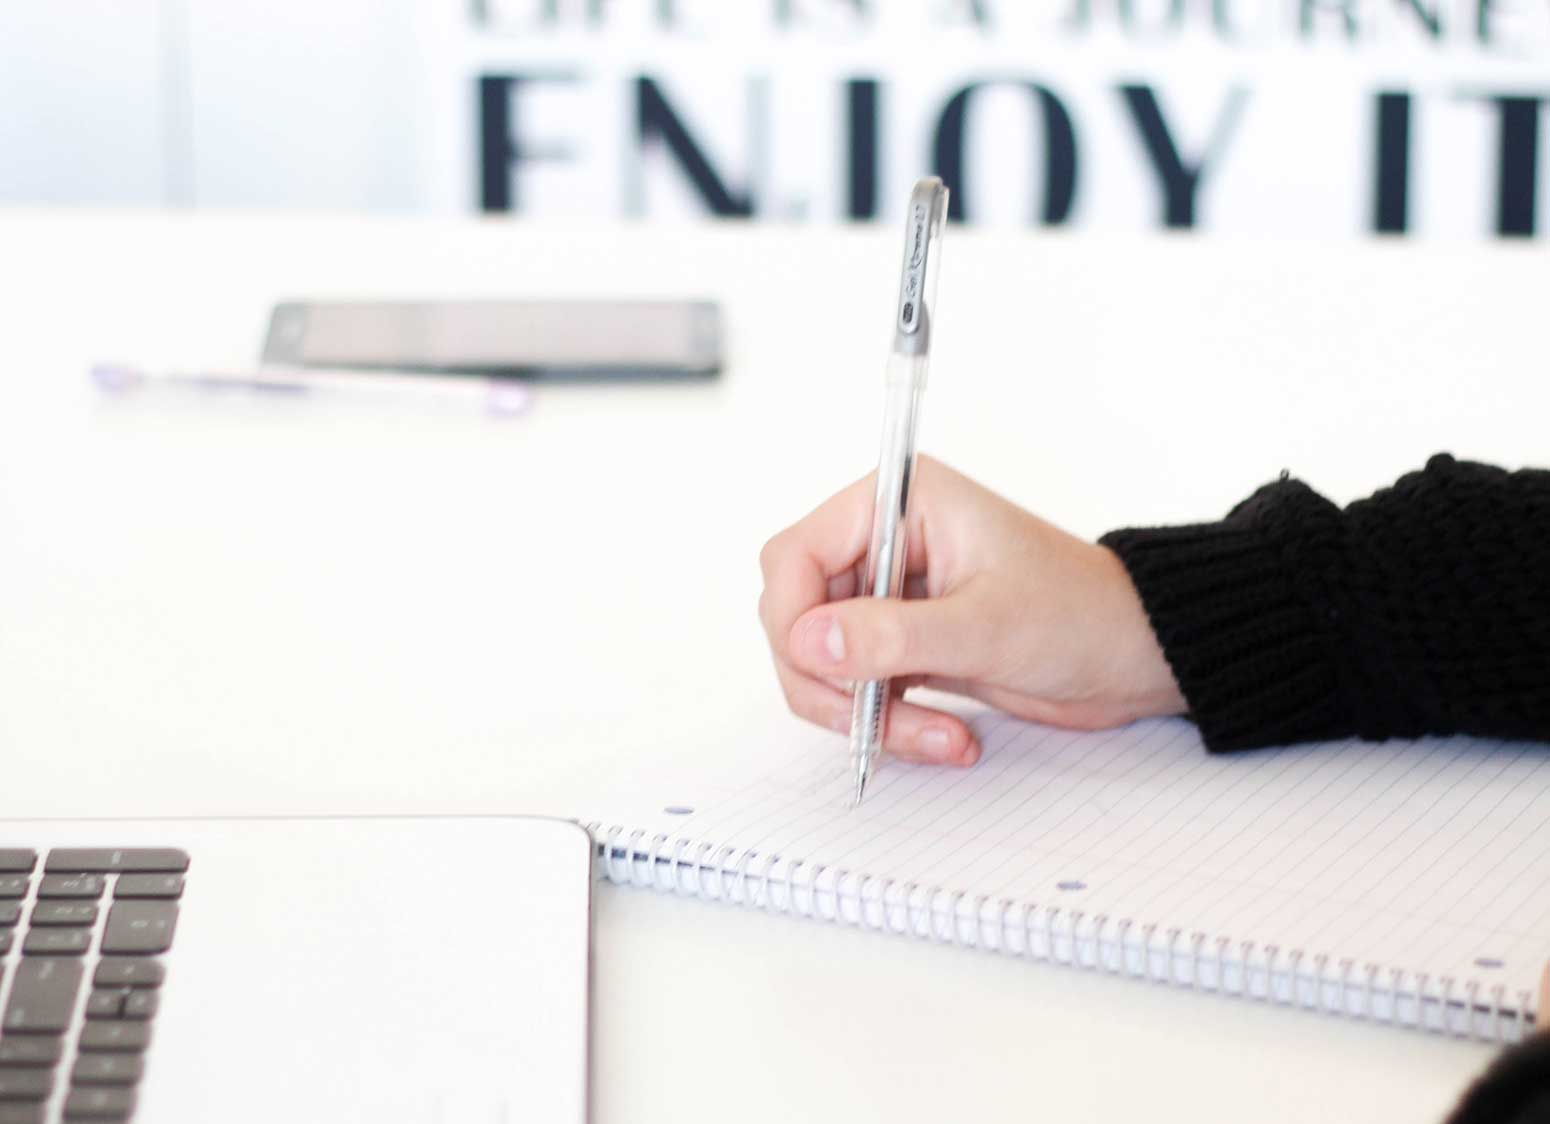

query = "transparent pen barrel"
[{"left": 850, "top": 355, "right": 928, "bottom": 767}]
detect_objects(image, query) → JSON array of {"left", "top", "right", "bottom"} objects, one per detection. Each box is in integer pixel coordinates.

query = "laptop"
[{"left": 0, "top": 816, "right": 593, "bottom": 1123}]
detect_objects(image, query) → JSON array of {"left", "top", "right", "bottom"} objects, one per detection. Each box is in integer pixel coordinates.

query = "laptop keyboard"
[{"left": 0, "top": 849, "right": 185, "bottom": 1123}]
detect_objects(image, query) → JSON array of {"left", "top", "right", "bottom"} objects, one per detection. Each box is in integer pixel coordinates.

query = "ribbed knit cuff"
[{"left": 1100, "top": 485, "right": 1353, "bottom": 751}]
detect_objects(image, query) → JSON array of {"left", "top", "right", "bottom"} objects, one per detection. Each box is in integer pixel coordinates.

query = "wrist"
[{"left": 1095, "top": 544, "right": 1187, "bottom": 721}]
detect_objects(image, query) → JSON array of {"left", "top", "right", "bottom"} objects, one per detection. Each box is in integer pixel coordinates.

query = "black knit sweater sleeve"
[{"left": 1098, "top": 454, "right": 1550, "bottom": 752}]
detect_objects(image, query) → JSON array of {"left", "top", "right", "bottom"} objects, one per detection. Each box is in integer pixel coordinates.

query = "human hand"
[{"left": 758, "top": 456, "right": 1185, "bottom": 766}]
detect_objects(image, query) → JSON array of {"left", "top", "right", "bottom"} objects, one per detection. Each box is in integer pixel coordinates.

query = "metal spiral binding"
[{"left": 586, "top": 822, "right": 1536, "bottom": 1045}]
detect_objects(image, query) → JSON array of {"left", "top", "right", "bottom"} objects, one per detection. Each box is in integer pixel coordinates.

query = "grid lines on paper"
[{"left": 629, "top": 712, "right": 1550, "bottom": 1001}]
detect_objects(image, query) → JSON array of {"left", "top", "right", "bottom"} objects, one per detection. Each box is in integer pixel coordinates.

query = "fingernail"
[
  {"left": 920, "top": 727, "right": 953, "bottom": 760},
  {"left": 802, "top": 616, "right": 845, "bottom": 665},
  {"left": 824, "top": 619, "right": 846, "bottom": 663}
]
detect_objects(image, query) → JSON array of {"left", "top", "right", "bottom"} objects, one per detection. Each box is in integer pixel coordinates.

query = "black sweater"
[{"left": 1100, "top": 454, "right": 1550, "bottom": 752}]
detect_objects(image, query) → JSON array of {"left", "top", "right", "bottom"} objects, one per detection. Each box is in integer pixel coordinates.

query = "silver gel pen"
[{"left": 850, "top": 177, "right": 950, "bottom": 808}]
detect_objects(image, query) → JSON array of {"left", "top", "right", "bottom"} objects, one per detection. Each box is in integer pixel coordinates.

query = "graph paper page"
[{"left": 588, "top": 712, "right": 1550, "bottom": 1008}]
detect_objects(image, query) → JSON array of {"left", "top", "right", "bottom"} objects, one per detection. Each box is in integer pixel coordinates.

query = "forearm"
[{"left": 1101, "top": 454, "right": 1550, "bottom": 751}]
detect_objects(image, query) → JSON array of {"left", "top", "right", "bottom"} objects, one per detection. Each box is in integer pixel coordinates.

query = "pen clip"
[{"left": 893, "top": 177, "right": 949, "bottom": 357}]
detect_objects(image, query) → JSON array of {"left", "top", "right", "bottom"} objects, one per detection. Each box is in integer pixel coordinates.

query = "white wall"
[
  {"left": 0, "top": 1, "right": 171, "bottom": 206},
  {"left": 3, "top": 0, "right": 1548, "bottom": 239}
]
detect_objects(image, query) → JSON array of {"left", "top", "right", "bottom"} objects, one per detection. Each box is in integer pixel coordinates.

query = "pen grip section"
[
  {"left": 850, "top": 359, "right": 927, "bottom": 770},
  {"left": 866, "top": 361, "right": 926, "bottom": 601}
]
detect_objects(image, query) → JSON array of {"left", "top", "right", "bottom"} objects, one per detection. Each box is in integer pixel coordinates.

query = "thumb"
[{"left": 788, "top": 593, "right": 994, "bottom": 682}]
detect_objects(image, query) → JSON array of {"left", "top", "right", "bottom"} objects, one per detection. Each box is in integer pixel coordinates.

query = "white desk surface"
[{"left": 2, "top": 210, "right": 1546, "bottom": 1122}]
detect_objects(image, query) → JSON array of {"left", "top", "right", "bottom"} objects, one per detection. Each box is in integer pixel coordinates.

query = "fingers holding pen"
[
  {"left": 786, "top": 590, "right": 995, "bottom": 685},
  {"left": 757, "top": 471, "right": 934, "bottom": 660},
  {"left": 769, "top": 658, "right": 979, "bottom": 766},
  {"left": 758, "top": 460, "right": 981, "bottom": 768}
]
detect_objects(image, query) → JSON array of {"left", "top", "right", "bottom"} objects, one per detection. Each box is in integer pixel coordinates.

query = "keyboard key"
[
  {"left": 29, "top": 903, "right": 98, "bottom": 927},
  {"left": 63, "top": 1088, "right": 135, "bottom": 1120},
  {"left": 0, "top": 905, "right": 20, "bottom": 927},
  {"left": 93, "top": 960, "right": 163, "bottom": 990},
  {"left": 113, "top": 874, "right": 183, "bottom": 900},
  {"left": 87, "top": 987, "right": 159, "bottom": 1020},
  {"left": 0, "top": 853, "right": 35, "bottom": 874},
  {"left": 0, "top": 1039, "right": 62, "bottom": 1068},
  {"left": 0, "top": 878, "right": 27, "bottom": 901},
  {"left": 78, "top": 1024, "right": 149, "bottom": 1054},
  {"left": 0, "top": 1069, "right": 51, "bottom": 1101},
  {"left": 101, "top": 903, "right": 177, "bottom": 956},
  {"left": 70, "top": 1055, "right": 142, "bottom": 1088},
  {"left": 37, "top": 876, "right": 103, "bottom": 901},
  {"left": 0, "top": 933, "right": 11, "bottom": 955},
  {"left": 2, "top": 958, "right": 84, "bottom": 1032},
  {"left": 22, "top": 929, "right": 91, "bottom": 956},
  {"left": 121, "top": 992, "right": 158, "bottom": 1020},
  {"left": 46, "top": 850, "right": 187, "bottom": 875},
  {"left": 0, "top": 1105, "right": 43, "bottom": 1124},
  {"left": 84, "top": 991, "right": 126, "bottom": 1020}
]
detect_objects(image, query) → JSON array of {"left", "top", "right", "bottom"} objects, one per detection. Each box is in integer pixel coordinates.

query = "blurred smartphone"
[{"left": 261, "top": 300, "right": 722, "bottom": 381}]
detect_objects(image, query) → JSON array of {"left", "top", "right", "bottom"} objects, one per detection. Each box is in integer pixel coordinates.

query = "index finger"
[
  {"left": 758, "top": 466, "right": 937, "bottom": 661},
  {"left": 757, "top": 473, "right": 875, "bottom": 661}
]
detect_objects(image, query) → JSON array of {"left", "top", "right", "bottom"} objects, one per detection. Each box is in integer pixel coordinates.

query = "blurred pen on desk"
[{"left": 90, "top": 362, "right": 535, "bottom": 417}]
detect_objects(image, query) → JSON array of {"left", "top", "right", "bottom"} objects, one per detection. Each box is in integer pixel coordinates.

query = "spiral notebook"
[{"left": 585, "top": 710, "right": 1549, "bottom": 1044}]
